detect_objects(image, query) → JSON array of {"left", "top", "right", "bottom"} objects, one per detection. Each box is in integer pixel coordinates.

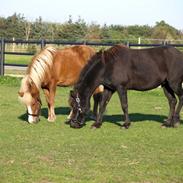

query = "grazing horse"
[
  {"left": 18, "top": 45, "right": 103, "bottom": 123},
  {"left": 69, "top": 44, "right": 183, "bottom": 129}
]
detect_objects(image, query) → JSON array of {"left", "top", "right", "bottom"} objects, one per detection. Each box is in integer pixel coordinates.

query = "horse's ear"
[{"left": 18, "top": 91, "right": 24, "bottom": 97}]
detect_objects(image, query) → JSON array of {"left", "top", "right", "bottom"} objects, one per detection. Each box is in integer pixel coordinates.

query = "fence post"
[
  {"left": 162, "top": 41, "right": 167, "bottom": 46},
  {"left": 41, "top": 39, "right": 46, "bottom": 49},
  {"left": 126, "top": 41, "right": 130, "bottom": 48},
  {"left": 0, "top": 38, "right": 5, "bottom": 76}
]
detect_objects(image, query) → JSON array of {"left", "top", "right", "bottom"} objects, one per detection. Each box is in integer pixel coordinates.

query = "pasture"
[
  {"left": 5, "top": 54, "right": 32, "bottom": 65},
  {"left": 0, "top": 76, "right": 183, "bottom": 183}
]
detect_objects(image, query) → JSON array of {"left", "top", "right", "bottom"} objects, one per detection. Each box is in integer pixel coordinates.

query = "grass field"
[
  {"left": 0, "top": 76, "right": 183, "bottom": 183},
  {"left": 5, "top": 54, "right": 33, "bottom": 65}
]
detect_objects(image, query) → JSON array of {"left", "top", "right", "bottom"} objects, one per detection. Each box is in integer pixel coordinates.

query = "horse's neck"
[
  {"left": 77, "top": 56, "right": 105, "bottom": 107},
  {"left": 78, "top": 73, "right": 104, "bottom": 106}
]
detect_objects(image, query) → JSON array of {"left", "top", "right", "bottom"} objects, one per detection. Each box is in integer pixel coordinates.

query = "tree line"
[{"left": 0, "top": 13, "right": 183, "bottom": 43}]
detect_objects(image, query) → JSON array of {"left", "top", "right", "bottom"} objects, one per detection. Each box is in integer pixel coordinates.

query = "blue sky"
[{"left": 0, "top": 0, "right": 183, "bottom": 29}]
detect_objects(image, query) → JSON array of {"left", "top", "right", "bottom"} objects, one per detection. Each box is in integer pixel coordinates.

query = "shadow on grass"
[
  {"left": 18, "top": 113, "right": 27, "bottom": 121},
  {"left": 18, "top": 106, "right": 71, "bottom": 122},
  {"left": 18, "top": 106, "right": 177, "bottom": 127},
  {"left": 100, "top": 113, "right": 167, "bottom": 127},
  {"left": 40, "top": 107, "right": 70, "bottom": 119}
]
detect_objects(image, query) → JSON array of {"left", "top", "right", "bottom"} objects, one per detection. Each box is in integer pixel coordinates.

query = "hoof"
[
  {"left": 161, "top": 122, "right": 171, "bottom": 128},
  {"left": 173, "top": 115, "right": 180, "bottom": 124},
  {"left": 121, "top": 123, "right": 131, "bottom": 129},
  {"left": 91, "top": 123, "right": 101, "bottom": 129},
  {"left": 161, "top": 124, "right": 167, "bottom": 128},
  {"left": 70, "top": 121, "right": 83, "bottom": 129},
  {"left": 48, "top": 116, "right": 56, "bottom": 122},
  {"left": 173, "top": 122, "right": 180, "bottom": 128},
  {"left": 162, "top": 118, "right": 173, "bottom": 128},
  {"left": 90, "top": 125, "right": 97, "bottom": 130},
  {"left": 161, "top": 122, "right": 180, "bottom": 128}
]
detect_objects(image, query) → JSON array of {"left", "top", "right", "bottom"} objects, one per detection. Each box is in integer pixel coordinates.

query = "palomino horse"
[
  {"left": 68, "top": 44, "right": 183, "bottom": 129},
  {"left": 18, "top": 45, "right": 103, "bottom": 123}
]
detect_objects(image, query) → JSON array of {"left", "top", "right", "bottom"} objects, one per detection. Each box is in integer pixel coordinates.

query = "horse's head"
[
  {"left": 18, "top": 76, "right": 42, "bottom": 123},
  {"left": 68, "top": 90, "right": 88, "bottom": 128}
]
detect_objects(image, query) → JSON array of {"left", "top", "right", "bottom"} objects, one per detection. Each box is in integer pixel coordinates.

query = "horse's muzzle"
[
  {"left": 70, "top": 120, "right": 85, "bottom": 128},
  {"left": 65, "top": 119, "right": 71, "bottom": 125},
  {"left": 28, "top": 116, "right": 40, "bottom": 124}
]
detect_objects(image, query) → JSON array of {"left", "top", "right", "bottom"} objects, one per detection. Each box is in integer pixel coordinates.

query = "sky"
[{"left": 0, "top": 0, "right": 183, "bottom": 30}]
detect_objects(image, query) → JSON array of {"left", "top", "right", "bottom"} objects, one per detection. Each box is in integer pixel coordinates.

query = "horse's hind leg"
[
  {"left": 173, "top": 94, "right": 183, "bottom": 127},
  {"left": 172, "top": 83, "right": 183, "bottom": 127},
  {"left": 91, "top": 89, "right": 113, "bottom": 128},
  {"left": 162, "top": 83, "right": 177, "bottom": 127},
  {"left": 90, "top": 92, "right": 103, "bottom": 120},
  {"left": 117, "top": 86, "right": 130, "bottom": 129}
]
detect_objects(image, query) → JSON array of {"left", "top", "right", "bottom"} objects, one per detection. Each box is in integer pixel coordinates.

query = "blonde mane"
[
  {"left": 27, "top": 46, "right": 57, "bottom": 89},
  {"left": 19, "top": 46, "right": 57, "bottom": 105}
]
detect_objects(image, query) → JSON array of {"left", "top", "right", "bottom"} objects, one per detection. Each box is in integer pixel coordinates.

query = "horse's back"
[
  {"left": 71, "top": 45, "right": 95, "bottom": 62},
  {"left": 105, "top": 46, "right": 183, "bottom": 90},
  {"left": 52, "top": 45, "right": 95, "bottom": 86}
]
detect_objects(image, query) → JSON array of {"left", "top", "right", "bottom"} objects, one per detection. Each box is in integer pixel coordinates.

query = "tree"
[
  {"left": 100, "top": 24, "right": 110, "bottom": 40},
  {"left": 0, "top": 17, "right": 7, "bottom": 37},
  {"left": 0, "top": 13, "right": 183, "bottom": 43},
  {"left": 24, "top": 21, "right": 32, "bottom": 40},
  {"left": 31, "top": 16, "right": 45, "bottom": 39},
  {"left": 85, "top": 22, "right": 101, "bottom": 41},
  {"left": 4, "top": 13, "right": 25, "bottom": 39},
  {"left": 58, "top": 16, "right": 87, "bottom": 41},
  {"left": 127, "top": 25, "right": 152, "bottom": 38},
  {"left": 152, "top": 20, "right": 180, "bottom": 40}
]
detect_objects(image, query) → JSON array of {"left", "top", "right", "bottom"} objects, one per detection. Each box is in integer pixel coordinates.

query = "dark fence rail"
[{"left": 1, "top": 38, "right": 183, "bottom": 76}]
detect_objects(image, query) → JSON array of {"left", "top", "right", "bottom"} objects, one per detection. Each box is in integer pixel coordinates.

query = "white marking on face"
[{"left": 27, "top": 106, "right": 34, "bottom": 123}]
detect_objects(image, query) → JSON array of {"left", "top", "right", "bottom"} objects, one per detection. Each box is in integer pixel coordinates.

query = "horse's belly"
[{"left": 128, "top": 78, "right": 162, "bottom": 91}]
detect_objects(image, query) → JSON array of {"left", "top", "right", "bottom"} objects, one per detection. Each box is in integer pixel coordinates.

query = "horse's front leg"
[
  {"left": 117, "top": 86, "right": 131, "bottom": 129},
  {"left": 90, "top": 92, "right": 102, "bottom": 120},
  {"left": 43, "top": 86, "right": 56, "bottom": 122},
  {"left": 91, "top": 89, "right": 113, "bottom": 129}
]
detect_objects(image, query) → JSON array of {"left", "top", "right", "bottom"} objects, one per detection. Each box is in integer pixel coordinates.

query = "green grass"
[
  {"left": 5, "top": 54, "right": 33, "bottom": 65},
  {"left": 1, "top": 76, "right": 183, "bottom": 183}
]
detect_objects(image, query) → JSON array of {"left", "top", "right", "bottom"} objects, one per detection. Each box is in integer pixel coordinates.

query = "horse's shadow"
[
  {"left": 18, "top": 106, "right": 70, "bottom": 121},
  {"left": 100, "top": 113, "right": 167, "bottom": 127},
  {"left": 41, "top": 107, "right": 70, "bottom": 118},
  {"left": 18, "top": 106, "right": 169, "bottom": 126}
]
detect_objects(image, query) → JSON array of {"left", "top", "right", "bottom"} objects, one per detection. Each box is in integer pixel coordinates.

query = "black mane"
[
  {"left": 74, "top": 50, "right": 103, "bottom": 91},
  {"left": 74, "top": 44, "right": 128, "bottom": 90}
]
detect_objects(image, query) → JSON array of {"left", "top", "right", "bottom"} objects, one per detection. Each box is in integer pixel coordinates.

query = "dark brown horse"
[
  {"left": 18, "top": 45, "right": 103, "bottom": 123},
  {"left": 69, "top": 44, "right": 183, "bottom": 128}
]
